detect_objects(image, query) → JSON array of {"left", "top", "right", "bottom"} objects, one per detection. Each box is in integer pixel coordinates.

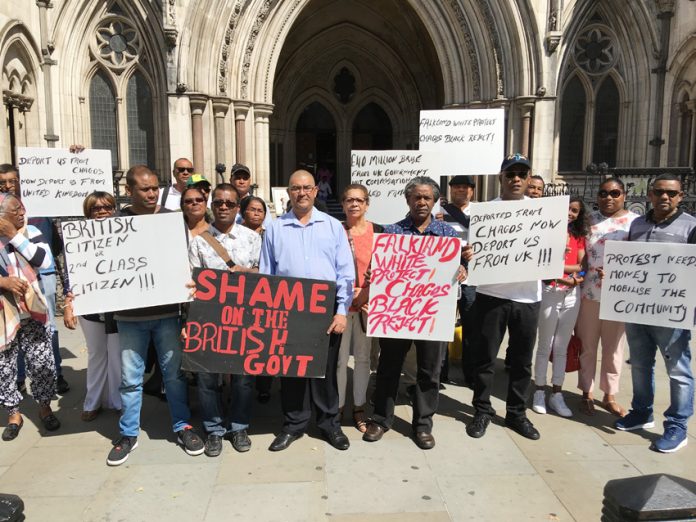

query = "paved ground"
[{"left": 1, "top": 324, "right": 694, "bottom": 521}]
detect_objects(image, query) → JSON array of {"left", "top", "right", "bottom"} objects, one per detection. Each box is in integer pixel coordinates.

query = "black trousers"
[
  {"left": 279, "top": 333, "right": 341, "bottom": 435},
  {"left": 467, "top": 293, "right": 540, "bottom": 419},
  {"left": 458, "top": 284, "right": 478, "bottom": 383},
  {"left": 372, "top": 337, "right": 445, "bottom": 433}
]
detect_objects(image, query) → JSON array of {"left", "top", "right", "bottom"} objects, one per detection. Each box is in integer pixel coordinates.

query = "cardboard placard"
[
  {"left": 62, "top": 212, "right": 191, "bottom": 315},
  {"left": 600, "top": 240, "right": 696, "bottom": 329},
  {"left": 418, "top": 108, "right": 505, "bottom": 176},
  {"left": 182, "top": 269, "right": 337, "bottom": 377},
  {"left": 467, "top": 196, "right": 569, "bottom": 285},
  {"left": 350, "top": 150, "right": 440, "bottom": 225},
  {"left": 17, "top": 147, "right": 113, "bottom": 217},
  {"left": 367, "top": 233, "right": 460, "bottom": 342}
]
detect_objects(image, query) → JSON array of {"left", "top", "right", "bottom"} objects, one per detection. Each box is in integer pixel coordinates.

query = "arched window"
[
  {"left": 126, "top": 71, "right": 155, "bottom": 167},
  {"left": 89, "top": 71, "right": 119, "bottom": 168},
  {"left": 352, "top": 103, "right": 392, "bottom": 150},
  {"left": 559, "top": 76, "right": 586, "bottom": 171},
  {"left": 593, "top": 76, "right": 620, "bottom": 165}
]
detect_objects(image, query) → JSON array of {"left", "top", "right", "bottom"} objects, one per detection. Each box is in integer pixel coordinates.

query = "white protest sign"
[
  {"left": 16, "top": 147, "right": 113, "bottom": 217},
  {"left": 600, "top": 241, "right": 696, "bottom": 329},
  {"left": 367, "top": 233, "right": 460, "bottom": 342},
  {"left": 62, "top": 212, "right": 191, "bottom": 315},
  {"left": 350, "top": 150, "right": 440, "bottom": 225},
  {"left": 419, "top": 108, "right": 504, "bottom": 176},
  {"left": 467, "top": 196, "right": 569, "bottom": 285}
]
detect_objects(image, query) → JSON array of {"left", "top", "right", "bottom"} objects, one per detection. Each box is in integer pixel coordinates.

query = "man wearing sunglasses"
[
  {"left": 615, "top": 174, "right": 696, "bottom": 453},
  {"left": 159, "top": 158, "right": 195, "bottom": 211},
  {"left": 464, "top": 153, "right": 543, "bottom": 442}
]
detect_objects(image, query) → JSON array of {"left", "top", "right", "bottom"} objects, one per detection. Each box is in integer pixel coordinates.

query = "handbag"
[{"left": 548, "top": 332, "right": 582, "bottom": 373}]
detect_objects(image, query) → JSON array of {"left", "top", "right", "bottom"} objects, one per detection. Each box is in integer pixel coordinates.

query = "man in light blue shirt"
[{"left": 260, "top": 169, "right": 355, "bottom": 452}]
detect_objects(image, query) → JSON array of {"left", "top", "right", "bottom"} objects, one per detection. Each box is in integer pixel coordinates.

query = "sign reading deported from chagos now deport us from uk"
[
  {"left": 62, "top": 213, "right": 192, "bottom": 316},
  {"left": 466, "top": 196, "right": 569, "bottom": 286},
  {"left": 600, "top": 240, "right": 696, "bottom": 329},
  {"left": 350, "top": 150, "right": 439, "bottom": 225},
  {"left": 16, "top": 147, "right": 114, "bottom": 218}
]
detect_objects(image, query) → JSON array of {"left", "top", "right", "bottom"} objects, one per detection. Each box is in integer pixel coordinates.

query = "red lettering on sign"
[{"left": 309, "top": 283, "right": 329, "bottom": 313}]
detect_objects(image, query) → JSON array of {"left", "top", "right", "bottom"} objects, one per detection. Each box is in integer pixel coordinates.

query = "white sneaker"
[
  {"left": 532, "top": 390, "right": 546, "bottom": 414},
  {"left": 549, "top": 392, "right": 573, "bottom": 418}
]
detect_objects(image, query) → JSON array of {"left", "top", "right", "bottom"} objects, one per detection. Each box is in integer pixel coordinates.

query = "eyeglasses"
[
  {"left": 91, "top": 205, "right": 114, "bottom": 213},
  {"left": 344, "top": 197, "right": 367, "bottom": 204},
  {"left": 212, "top": 199, "right": 238, "bottom": 209},
  {"left": 0, "top": 179, "right": 17, "bottom": 187},
  {"left": 183, "top": 197, "right": 206, "bottom": 205},
  {"left": 175, "top": 167, "right": 194, "bottom": 173},
  {"left": 652, "top": 188, "right": 680, "bottom": 198},
  {"left": 504, "top": 170, "right": 529, "bottom": 180},
  {"left": 288, "top": 185, "right": 316, "bottom": 193},
  {"left": 598, "top": 189, "right": 623, "bottom": 198}
]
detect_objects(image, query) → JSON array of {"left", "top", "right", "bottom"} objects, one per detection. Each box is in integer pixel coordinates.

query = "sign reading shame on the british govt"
[
  {"left": 600, "top": 240, "right": 696, "bottom": 329},
  {"left": 62, "top": 212, "right": 191, "bottom": 315},
  {"left": 466, "top": 195, "right": 569, "bottom": 286},
  {"left": 367, "top": 233, "right": 460, "bottom": 342},
  {"left": 182, "top": 269, "right": 336, "bottom": 378},
  {"left": 17, "top": 147, "right": 113, "bottom": 217}
]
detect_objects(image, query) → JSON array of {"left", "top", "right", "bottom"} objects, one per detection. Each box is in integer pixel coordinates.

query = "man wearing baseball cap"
[{"left": 230, "top": 163, "right": 273, "bottom": 227}]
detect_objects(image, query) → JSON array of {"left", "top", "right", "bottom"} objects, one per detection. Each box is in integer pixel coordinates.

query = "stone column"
[
  {"left": 233, "top": 101, "right": 251, "bottom": 164},
  {"left": 189, "top": 94, "right": 208, "bottom": 173},
  {"left": 253, "top": 103, "right": 274, "bottom": 201},
  {"left": 36, "top": 0, "right": 58, "bottom": 146},
  {"left": 687, "top": 100, "right": 696, "bottom": 168},
  {"left": 211, "top": 97, "right": 231, "bottom": 182},
  {"left": 518, "top": 99, "right": 536, "bottom": 158}
]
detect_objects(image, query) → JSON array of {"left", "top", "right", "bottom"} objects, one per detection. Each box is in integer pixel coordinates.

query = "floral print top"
[{"left": 581, "top": 210, "right": 639, "bottom": 302}]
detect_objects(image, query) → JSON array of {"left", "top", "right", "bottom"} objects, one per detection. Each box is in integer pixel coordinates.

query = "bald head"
[{"left": 287, "top": 170, "right": 317, "bottom": 217}]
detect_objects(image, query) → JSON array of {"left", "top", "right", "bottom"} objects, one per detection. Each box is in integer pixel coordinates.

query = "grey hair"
[
  {"left": 404, "top": 176, "right": 440, "bottom": 201},
  {"left": 0, "top": 193, "right": 19, "bottom": 214}
]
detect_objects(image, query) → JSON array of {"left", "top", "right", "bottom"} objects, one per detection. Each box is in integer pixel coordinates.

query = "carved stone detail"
[
  {"left": 240, "top": 0, "right": 281, "bottom": 100},
  {"left": 476, "top": 0, "right": 505, "bottom": 97},
  {"left": 263, "top": 0, "right": 301, "bottom": 101},
  {"left": 2, "top": 90, "right": 34, "bottom": 112},
  {"left": 218, "top": 1, "right": 244, "bottom": 94},
  {"left": 546, "top": 32, "right": 562, "bottom": 54},
  {"left": 447, "top": 0, "right": 481, "bottom": 100}
]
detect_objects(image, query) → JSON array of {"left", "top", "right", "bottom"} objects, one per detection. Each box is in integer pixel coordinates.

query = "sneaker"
[
  {"left": 532, "top": 390, "right": 546, "bottom": 414},
  {"left": 548, "top": 392, "right": 573, "bottom": 418},
  {"left": 615, "top": 410, "right": 655, "bottom": 431},
  {"left": 177, "top": 426, "right": 205, "bottom": 456},
  {"left": 204, "top": 434, "right": 223, "bottom": 457},
  {"left": 231, "top": 429, "right": 252, "bottom": 453},
  {"left": 107, "top": 436, "right": 138, "bottom": 466},
  {"left": 56, "top": 376, "right": 70, "bottom": 394},
  {"left": 466, "top": 413, "right": 491, "bottom": 439},
  {"left": 651, "top": 426, "right": 688, "bottom": 453}
]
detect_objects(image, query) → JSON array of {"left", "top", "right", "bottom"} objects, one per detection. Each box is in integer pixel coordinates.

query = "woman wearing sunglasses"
[
  {"left": 180, "top": 187, "right": 210, "bottom": 239},
  {"left": 576, "top": 178, "right": 638, "bottom": 417}
]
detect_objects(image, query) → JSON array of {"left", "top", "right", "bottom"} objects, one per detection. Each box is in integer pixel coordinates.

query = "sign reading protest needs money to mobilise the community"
[
  {"left": 600, "top": 240, "right": 696, "bottom": 329},
  {"left": 367, "top": 233, "right": 460, "bottom": 342},
  {"left": 466, "top": 196, "right": 569, "bottom": 286},
  {"left": 350, "top": 150, "right": 440, "bottom": 225},
  {"left": 62, "top": 212, "right": 191, "bottom": 315},
  {"left": 17, "top": 147, "right": 113, "bottom": 217},
  {"left": 418, "top": 108, "right": 505, "bottom": 176},
  {"left": 182, "top": 269, "right": 336, "bottom": 377}
]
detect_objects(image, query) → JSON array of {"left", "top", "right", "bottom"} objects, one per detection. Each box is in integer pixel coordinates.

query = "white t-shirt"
[
  {"left": 474, "top": 196, "right": 542, "bottom": 303},
  {"left": 157, "top": 185, "right": 183, "bottom": 211}
]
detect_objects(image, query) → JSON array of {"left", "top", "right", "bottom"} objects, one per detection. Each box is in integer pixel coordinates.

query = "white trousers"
[
  {"left": 80, "top": 317, "right": 122, "bottom": 411},
  {"left": 534, "top": 285, "right": 581, "bottom": 387},
  {"left": 337, "top": 312, "right": 372, "bottom": 408}
]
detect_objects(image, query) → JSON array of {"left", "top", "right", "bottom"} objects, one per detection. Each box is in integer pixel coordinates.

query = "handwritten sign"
[
  {"left": 419, "top": 108, "right": 504, "bottom": 176},
  {"left": 16, "top": 147, "right": 113, "bottom": 217},
  {"left": 182, "top": 269, "right": 336, "bottom": 377},
  {"left": 367, "top": 234, "right": 460, "bottom": 342},
  {"left": 350, "top": 150, "right": 440, "bottom": 225},
  {"left": 466, "top": 196, "right": 569, "bottom": 285},
  {"left": 62, "top": 212, "right": 191, "bottom": 315},
  {"left": 600, "top": 241, "right": 696, "bottom": 329}
]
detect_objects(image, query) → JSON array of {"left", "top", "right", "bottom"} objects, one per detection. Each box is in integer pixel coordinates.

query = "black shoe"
[
  {"left": 231, "top": 429, "right": 252, "bottom": 452},
  {"left": 56, "top": 375, "right": 70, "bottom": 394},
  {"left": 177, "top": 427, "right": 205, "bottom": 456},
  {"left": 107, "top": 436, "right": 138, "bottom": 466},
  {"left": 257, "top": 392, "right": 271, "bottom": 404},
  {"left": 269, "top": 432, "right": 302, "bottom": 452},
  {"left": 414, "top": 431, "right": 435, "bottom": 450},
  {"left": 505, "top": 416, "right": 540, "bottom": 440},
  {"left": 2, "top": 418, "right": 23, "bottom": 441},
  {"left": 40, "top": 413, "right": 61, "bottom": 432},
  {"left": 466, "top": 414, "right": 491, "bottom": 439},
  {"left": 362, "top": 422, "right": 385, "bottom": 442},
  {"left": 324, "top": 429, "right": 350, "bottom": 450},
  {"left": 205, "top": 434, "right": 223, "bottom": 457}
]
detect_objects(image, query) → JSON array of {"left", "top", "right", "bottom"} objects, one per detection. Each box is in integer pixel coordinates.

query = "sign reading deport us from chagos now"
[
  {"left": 600, "top": 240, "right": 696, "bottom": 329},
  {"left": 16, "top": 147, "right": 114, "bottom": 217}
]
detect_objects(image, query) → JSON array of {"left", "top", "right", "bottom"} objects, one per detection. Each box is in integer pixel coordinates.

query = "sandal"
[
  {"left": 40, "top": 413, "right": 61, "bottom": 432},
  {"left": 352, "top": 407, "right": 368, "bottom": 433},
  {"left": 2, "top": 418, "right": 23, "bottom": 441},
  {"left": 601, "top": 400, "right": 627, "bottom": 418},
  {"left": 580, "top": 398, "right": 595, "bottom": 416}
]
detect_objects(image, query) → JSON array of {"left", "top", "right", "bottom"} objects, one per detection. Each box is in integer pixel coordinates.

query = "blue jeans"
[
  {"left": 197, "top": 372, "right": 254, "bottom": 436},
  {"left": 117, "top": 317, "right": 191, "bottom": 436},
  {"left": 625, "top": 323, "right": 694, "bottom": 431}
]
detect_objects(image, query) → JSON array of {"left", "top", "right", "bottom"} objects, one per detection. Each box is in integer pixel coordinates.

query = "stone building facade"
[{"left": 1, "top": 0, "right": 695, "bottom": 202}]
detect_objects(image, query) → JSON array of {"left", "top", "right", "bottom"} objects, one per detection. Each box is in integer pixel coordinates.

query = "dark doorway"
[
  {"left": 296, "top": 101, "right": 337, "bottom": 199},
  {"left": 352, "top": 102, "right": 392, "bottom": 150}
]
